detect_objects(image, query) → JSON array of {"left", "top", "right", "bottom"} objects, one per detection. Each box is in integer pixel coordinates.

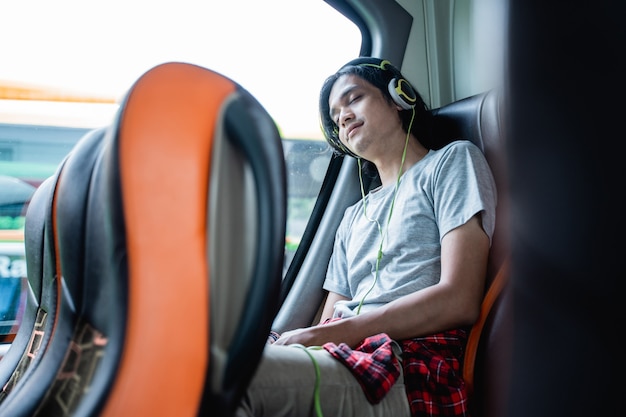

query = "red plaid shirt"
[{"left": 323, "top": 328, "right": 470, "bottom": 417}]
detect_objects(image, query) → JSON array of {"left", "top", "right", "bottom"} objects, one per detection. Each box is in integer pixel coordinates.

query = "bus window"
[{"left": 0, "top": 0, "right": 361, "bottom": 346}]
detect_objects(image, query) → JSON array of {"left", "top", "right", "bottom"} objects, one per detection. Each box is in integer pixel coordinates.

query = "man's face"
[{"left": 328, "top": 74, "right": 402, "bottom": 159}]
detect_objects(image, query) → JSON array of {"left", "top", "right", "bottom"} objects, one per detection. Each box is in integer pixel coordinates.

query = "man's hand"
[
  {"left": 273, "top": 317, "right": 365, "bottom": 347},
  {"left": 272, "top": 326, "right": 326, "bottom": 347}
]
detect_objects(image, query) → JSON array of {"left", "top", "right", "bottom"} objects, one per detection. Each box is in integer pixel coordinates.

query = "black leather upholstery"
[
  {"left": 430, "top": 89, "right": 512, "bottom": 417},
  {"left": 0, "top": 171, "right": 57, "bottom": 404}
]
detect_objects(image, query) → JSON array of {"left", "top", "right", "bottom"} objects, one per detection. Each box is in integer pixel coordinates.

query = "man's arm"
[
  {"left": 368, "top": 213, "right": 490, "bottom": 340},
  {"left": 319, "top": 291, "right": 350, "bottom": 324}
]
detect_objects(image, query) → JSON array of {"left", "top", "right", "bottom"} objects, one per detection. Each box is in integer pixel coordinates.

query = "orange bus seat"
[{"left": 0, "top": 62, "right": 286, "bottom": 417}]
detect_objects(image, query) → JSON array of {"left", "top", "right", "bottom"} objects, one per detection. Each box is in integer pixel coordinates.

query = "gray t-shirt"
[{"left": 323, "top": 140, "right": 497, "bottom": 318}]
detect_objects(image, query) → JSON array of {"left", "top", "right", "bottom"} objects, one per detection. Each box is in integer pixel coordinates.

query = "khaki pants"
[{"left": 235, "top": 343, "right": 411, "bottom": 417}]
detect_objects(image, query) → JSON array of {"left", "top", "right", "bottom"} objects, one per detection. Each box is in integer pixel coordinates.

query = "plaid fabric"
[
  {"left": 323, "top": 333, "right": 401, "bottom": 403},
  {"left": 401, "top": 329, "right": 470, "bottom": 417},
  {"left": 323, "top": 327, "right": 470, "bottom": 417}
]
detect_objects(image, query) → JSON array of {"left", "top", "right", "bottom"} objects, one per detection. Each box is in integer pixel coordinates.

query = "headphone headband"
[
  {"left": 357, "top": 59, "right": 393, "bottom": 71},
  {"left": 350, "top": 58, "right": 417, "bottom": 110}
]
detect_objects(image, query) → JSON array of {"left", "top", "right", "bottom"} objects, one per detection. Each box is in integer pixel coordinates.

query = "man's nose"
[{"left": 339, "top": 110, "right": 353, "bottom": 126}]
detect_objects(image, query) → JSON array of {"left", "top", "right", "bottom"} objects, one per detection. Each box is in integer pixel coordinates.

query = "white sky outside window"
[{"left": 0, "top": 0, "right": 361, "bottom": 139}]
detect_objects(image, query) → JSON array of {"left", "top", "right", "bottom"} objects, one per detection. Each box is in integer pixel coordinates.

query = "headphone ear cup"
[{"left": 387, "top": 78, "right": 416, "bottom": 110}]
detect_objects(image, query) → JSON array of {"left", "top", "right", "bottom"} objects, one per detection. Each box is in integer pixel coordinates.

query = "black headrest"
[{"left": 429, "top": 89, "right": 503, "bottom": 154}]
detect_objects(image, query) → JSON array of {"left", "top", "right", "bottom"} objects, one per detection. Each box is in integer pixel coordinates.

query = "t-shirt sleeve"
[{"left": 433, "top": 141, "right": 497, "bottom": 244}]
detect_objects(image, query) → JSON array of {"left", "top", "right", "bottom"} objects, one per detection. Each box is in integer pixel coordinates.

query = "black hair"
[{"left": 319, "top": 57, "right": 434, "bottom": 158}]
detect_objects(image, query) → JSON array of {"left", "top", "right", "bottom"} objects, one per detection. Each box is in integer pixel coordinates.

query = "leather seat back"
[
  {"left": 0, "top": 62, "right": 286, "bottom": 417},
  {"left": 430, "top": 89, "right": 511, "bottom": 417},
  {"left": 0, "top": 172, "right": 57, "bottom": 403}
]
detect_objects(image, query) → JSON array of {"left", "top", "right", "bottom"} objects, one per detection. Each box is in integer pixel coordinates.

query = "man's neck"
[{"left": 376, "top": 139, "right": 428, "bottom": 187}]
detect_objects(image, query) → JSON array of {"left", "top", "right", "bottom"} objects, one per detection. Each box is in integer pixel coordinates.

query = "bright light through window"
[{"left": 0, "top": 0, "right": 361, "bottom": 139}]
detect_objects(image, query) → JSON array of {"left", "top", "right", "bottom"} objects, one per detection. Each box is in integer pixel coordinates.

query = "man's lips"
[{"left": 347, "top": 122, "right": 363, "bottom": 140}]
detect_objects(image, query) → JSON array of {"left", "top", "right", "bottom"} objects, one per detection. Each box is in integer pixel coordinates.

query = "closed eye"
[{"left": 349, "top": 94, "right": 361, "bottom": 104}]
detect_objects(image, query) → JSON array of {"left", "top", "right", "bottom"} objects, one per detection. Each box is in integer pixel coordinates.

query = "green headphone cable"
[
  {"left": 355, "top": 107, "right": 416, "bottom": 315},
  {"left": 292, "top": 344, "right": 324, "bottom": 417}
]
